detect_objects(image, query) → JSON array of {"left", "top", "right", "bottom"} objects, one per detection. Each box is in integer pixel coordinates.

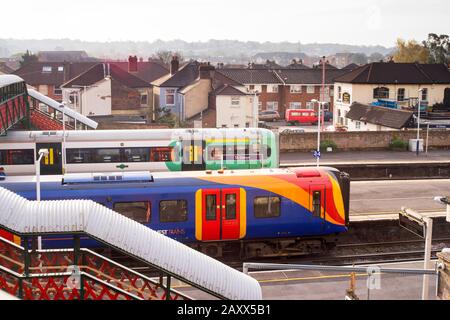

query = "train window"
[
  {"left": 312, "top": 191, "right": 322, "bottom": 217},
  {"left": 205, "top": 195, "right": 216, "bottom": 220},
  {"left": 159, "top": 200, "right": 188, "bottom": 223},
  {"left": 254, "top": 196, "right": 281, "bottom": 218},
  {"left": 98, "top": 148, "right": 121, "bottom": 163},
  {"left": 225, "top": 194, "right": 237, "bottom": 220},
  {"left": 113, "top": 201, "right": 151, "bottom": 224},
  {"left": 123, "top": 148, "right": 150, "bottom": 162},
  {"left": 207, "top": 146, "right": 223, "bottom": 161},
  {"left": 0, "top": 149, "right": 34, "bottom": 165},
  {"left": 150, "top": 147, "right": 173, "bottom": 162}
]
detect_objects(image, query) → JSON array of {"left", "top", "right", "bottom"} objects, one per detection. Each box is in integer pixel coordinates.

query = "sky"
[{"left": 1, "top": 0, "right": 449, "bottom": 47}]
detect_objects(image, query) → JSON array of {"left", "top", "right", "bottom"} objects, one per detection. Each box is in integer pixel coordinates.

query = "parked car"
[
  {"left": 285, "top": 109, "right": 318, "bottom": 125},
  {"left": 259, "top": 110, "right": 281, "bottom": 122}
]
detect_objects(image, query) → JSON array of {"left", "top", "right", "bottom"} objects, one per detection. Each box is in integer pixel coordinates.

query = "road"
[{"left": 350, "top": 179, "right": 449, "bottom": 215}]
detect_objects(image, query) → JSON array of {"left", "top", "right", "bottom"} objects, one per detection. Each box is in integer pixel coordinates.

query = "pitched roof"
[
  {"left": 214, "top": 84, "right": 248, "bottom": 96},
  {"left": 346, "top": 102, "right": 413, "bottom": 129},
  {"left": 342, "top": 63, "right": 359, "bottom": 70},
  {"left": 14, "top": 62, "right": 98, "bottom": 86},
  {"left": 156, "top": 61, "right": 201, "bottom": 88},
  {"left": 335, "top": 62, "right": 450, "bottom": 84},
  {"left": 275, "top": 69, "right": 350, "bottom": 85},
  {"left": 37, "top": 51, "right": 98, "bottom": 62},
  {"left": 217, "top": 69, "right": 282, "bottom": 84},
  {"left": 62, "top": 63, "right": 151, "bottom": 88},
  {"left": 109, "top": 61, "right": 168, "bottom": 84},
  {"left": 0, "top": 62, "right": 14, "bottom": 74}
]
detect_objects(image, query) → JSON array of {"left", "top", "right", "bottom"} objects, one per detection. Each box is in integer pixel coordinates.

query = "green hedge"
[
  {"left": 320, "top": 140, "right": 337, "bottom": 151},
  {"left": 389, "top": 138, "right": 408, "bottom": 151}
]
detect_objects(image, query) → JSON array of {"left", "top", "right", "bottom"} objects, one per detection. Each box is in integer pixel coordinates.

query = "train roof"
[
  {"left": 0, "top": 167, "right": 338, "bottom": 190},
  {"left": 0, "top": 127, "right": 275, "bottom": 143},
  {"left": 0, "top": 74, "right": 25, "bottom": 88}
]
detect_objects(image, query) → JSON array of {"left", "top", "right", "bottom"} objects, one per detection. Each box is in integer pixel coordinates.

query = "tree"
[
  {"left": 423, "top": 33, "right": 450, "bottom": 64},
  {"left": 393, "top": 39, "right": 429, "bottom": 63},
  {"left": 152, "top": 50, "right": 184, "bottom": 66},
  {"left": 349, "top": 53, "right": 368, "bottom": 65},
  {"left": 19, "top": 50, "right": 38, "bottom": 67},
  {"left": 368, "top": 52, "right": 385, "bottom": 63}
]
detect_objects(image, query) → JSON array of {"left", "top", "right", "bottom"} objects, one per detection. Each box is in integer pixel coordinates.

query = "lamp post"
[
  {"left": 311, "top": 99, "right": 324, "bottom": 167},
  {"left": 416, "top": 89, "right": 424, "bottom": 156},
  {"left": 36, "top": 148, "right": 49, "bottom": 251},
  {"left": 61, "top": 102, "right": 67, "bottom": 174}
]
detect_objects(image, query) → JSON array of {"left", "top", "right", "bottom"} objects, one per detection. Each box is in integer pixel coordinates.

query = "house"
[
  {"left": 14, "top": 61, "right": 97, "bottom": 102},
  {"left": 333, "top": 62, "right": 450, "bottom": 128},
  {"left": 152, "top": 58, "right": 214, "bottom": 121},
  {"left": 109, "top": 56, "right": 168, "bottom": 84},
  {"left": 217, "top": 67, "right": 349, "bottom": 117},
  {"left": 346, "top": 102, "right": 414, "bottom": 131},
  {"left": 0, "top": 62, "right": 14, "bottom": 75},
  {"left": 61, "top": 63, "right": 152, "bottom": 121},
  {"left": 211, "top": 84, "right": 257, "bottom": 128}
]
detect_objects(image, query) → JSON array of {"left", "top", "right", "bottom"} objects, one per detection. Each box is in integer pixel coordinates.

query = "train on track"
[
  {"left": 0, "top": 166, "right": 350, "bottom": 258},
  {"left": 0, "top": 128, "right": 277, "bottom": 175}
]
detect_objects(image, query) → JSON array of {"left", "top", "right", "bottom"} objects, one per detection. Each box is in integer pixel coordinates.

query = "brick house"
[
  {"left": 14, "top": 61, "right": 97, "bottom": 102},
  {"left": 216, "top": 67, "right": 349, "bottom": 118},
  {"left": 61, "top": 63, "right": 153, "bottom": 121}
]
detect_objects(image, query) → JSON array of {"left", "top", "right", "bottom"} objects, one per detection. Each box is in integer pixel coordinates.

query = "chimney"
[
  {"left": 139, "top": 57, "right": 143, "bottom": 62},
  {"left": 128, "top": 55, "right": 138, "bottom": 72},
  {"left": 199, "top": 63, "right": 215, "bottom": 80},
  {"left": 170, "top": 56, "right": 179, "bottom": 75}
]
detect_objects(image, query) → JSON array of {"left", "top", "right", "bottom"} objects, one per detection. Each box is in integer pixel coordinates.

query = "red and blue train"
[{"left": 0, "top": 167, "right": 350, "bottom": 258}]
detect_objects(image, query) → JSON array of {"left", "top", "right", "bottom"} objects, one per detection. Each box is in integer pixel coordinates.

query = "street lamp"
[
  {"left": 311, "top": 99, "right": 325, "bottom": 167},
  {"left": 36, "top": 148, "right": 49, "bottom": 251},
  {"left": 416, "top": 89, "right": 424, "bottom": 156},
  {"left": 61, "top": 102, "right": 67, "bottom": 174}
]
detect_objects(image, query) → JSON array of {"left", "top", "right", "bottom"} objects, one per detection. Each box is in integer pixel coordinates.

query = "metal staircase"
[{"left": 0, "top": 236, "right": 190, "bottom": 300}]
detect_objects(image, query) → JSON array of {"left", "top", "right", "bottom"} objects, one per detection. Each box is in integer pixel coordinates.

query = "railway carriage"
[
  {"left": 0, "top": 166, "right": 350, "bottom": 258},
  {"left": 0, "top": 128, "right": 278, "bottom": 175}
]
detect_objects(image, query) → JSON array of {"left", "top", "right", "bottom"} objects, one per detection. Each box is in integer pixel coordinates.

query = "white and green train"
[{"left": 0, "top": 128, "right": 278, "bottom": 175}]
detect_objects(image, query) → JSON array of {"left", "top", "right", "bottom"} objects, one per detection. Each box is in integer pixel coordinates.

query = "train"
[
  {"left": 0, "top": 166, "right": 350, "bottom": 258},
  {"left": 0, "top": 128, "right": 278, "bottom": 175}
]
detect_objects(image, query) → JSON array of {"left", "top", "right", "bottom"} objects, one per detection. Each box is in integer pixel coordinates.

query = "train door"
[
  {"left": 310, "top": 185, "right": 326, "bottom": 228},
  {"left": 181, "top": 139, "right": 205, "bottom": 171},
  {"left": 36, "top": 143, "right": 62, "bottom": 175},
  {"left": 201, "top": 188, "right": 240, "bottom": 241}
]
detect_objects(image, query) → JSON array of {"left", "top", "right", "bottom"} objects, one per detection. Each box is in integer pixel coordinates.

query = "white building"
[
  {"left": 214, "top": 85, "right": 258, "bottom": 128},
  {"left": 333, "top": 62, "right": 450, "bottom": 130}
]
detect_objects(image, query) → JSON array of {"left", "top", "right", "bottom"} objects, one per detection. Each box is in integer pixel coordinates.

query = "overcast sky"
[{"left": 2, "top": 0, "right": 449, "bottom": 47}]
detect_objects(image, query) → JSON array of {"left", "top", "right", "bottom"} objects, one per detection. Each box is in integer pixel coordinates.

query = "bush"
[
  {"left": 389, "top": 138, "right": 408, "bottom": 151},
  {"left": 320, "top": 140, "right": 337, "bottom": 152}
]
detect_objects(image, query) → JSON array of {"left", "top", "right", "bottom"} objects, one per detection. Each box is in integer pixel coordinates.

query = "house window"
[
  {"left": 290, "top": 85, "right": 302, "bottom": 93},
  {"left": 231, "top": 96, "right": 240, "bottom": 106},
  {"left": 289, "top": 102, "right": 301, "bottom": 109},
  {"left": 57, "top": 66, "right": 64, "bottom": 72},
  {"left": 159, "top": 200, "right": 188, "bottom": 223},
  {"left": 165, "top": 89, "right": 175, "bottom": 105},
  {"left": 355, "top": 121, "right": 361, "bottom": 130},
  {"left": 307, "top": 86, "right": 315, "bottom": 94},
  {"left": 306, "top": 102, "right": 314, "bottom": 109},
  {"left": 42, "top": 66, "right": 52, "bottom": 73},
  {"left": 140, "top": 93, "right": 148, "bottom": 105},
  {"left": 421, "top": 88, "right": 428, "bottom": 101},
  {"left": 54, "top": 86, "right": 62, "bottom": 96},
  {"left": 338, "top": 86, "right": 342, "bottom": 100},
  {"left": 258, "top": 102, "right": 262, "bottom": 111},
  {"left": 268, "top": 85, "right": 279, "bottom": 93},
  {"left": 397, "top": 88, "right": 405, "bottom": 101},
  {"left": 266, "top": 101, "right": 278, "bottom": 111},
  {"left": 330, "top": 86, "right": 334, "bottom": 96},
  {"left": 248, "top": 85, "right": 255, "bottom": 91},
  {"left": 245, "top": 122, "right": 250, "bottom": 128},
  {"left": 373, "top": 87, "right": 389, "bottom": 99}
]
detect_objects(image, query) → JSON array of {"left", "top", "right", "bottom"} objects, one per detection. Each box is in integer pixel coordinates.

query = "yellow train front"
[{"left": 0, "top": 167, "right": 350, "bottom": 258}]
